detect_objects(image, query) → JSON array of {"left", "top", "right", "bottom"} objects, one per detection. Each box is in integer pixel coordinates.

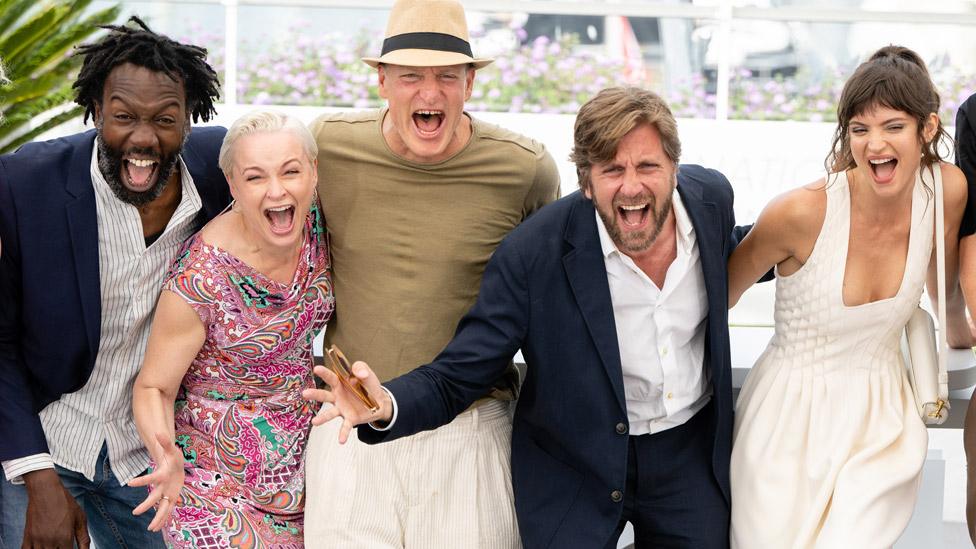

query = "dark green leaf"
[
  {"left": 0, "top": 106, "right": 84, "bottom": 153},
  {"left": 0, "top": 0, "right": 35, "bottom": 38},
  {"left": 11, "top": 5, "right": 119, "bottom": 77},
  {"left": 0, "top": 6, "right": 68, "bottom": 70}
]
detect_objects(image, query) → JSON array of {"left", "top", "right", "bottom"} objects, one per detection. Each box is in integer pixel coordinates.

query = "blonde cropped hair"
[
  {"left": 218, "top": 110, "right": 317, "bottom": 175},
  {"left": 570, "top": 87, "right": 681, "bottom": 192}
]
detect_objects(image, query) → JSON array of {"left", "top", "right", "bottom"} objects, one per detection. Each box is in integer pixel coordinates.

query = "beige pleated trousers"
[{"left": 303, "top": 399, "right": 521, "bottom": 548}]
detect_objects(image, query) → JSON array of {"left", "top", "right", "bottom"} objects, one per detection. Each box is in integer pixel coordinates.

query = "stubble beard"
[
  {"left": 95, "top": 124, "right": 187, "bottom": 207},
  {"left": 594, "top": 187, "right": 674, "bottom": 255}
]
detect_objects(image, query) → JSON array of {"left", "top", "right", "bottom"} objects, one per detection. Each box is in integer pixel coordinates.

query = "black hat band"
[{"left": 381, "top": 32, "right": 473, "bottom": 57}]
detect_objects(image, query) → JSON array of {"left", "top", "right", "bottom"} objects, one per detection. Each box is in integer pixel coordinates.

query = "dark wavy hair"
[
  {"left": 825, "top": 45, "right": 949, "bottom": 175},
  {"left": 72, "top": 16, "right": 220, "bottom": 124}
]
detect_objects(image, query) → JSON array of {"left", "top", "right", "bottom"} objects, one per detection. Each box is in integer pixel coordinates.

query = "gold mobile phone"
[{"left": 325, "top": 345, "right": 380, "bottom": 413}]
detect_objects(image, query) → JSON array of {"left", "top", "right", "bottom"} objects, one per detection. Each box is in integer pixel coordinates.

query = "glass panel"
[
  {"left": 236, "top": 5, "right": 386, "bottom": 107},
  {"left": 232, "top": 6, "right": 703, "bottom": 113},
  {"left": 766, "top": 0, "right": 971, "bottom": 13},
  {"left": 723, "top": 20, "right": 976, "bottom": 123},
  {"left": 92, "top": 2, "right": 225, "bottom": 76}
]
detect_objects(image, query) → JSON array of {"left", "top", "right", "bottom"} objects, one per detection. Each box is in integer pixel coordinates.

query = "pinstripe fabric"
[
  {"left": 304, "top": 399, "right": 521, "bottom": 548},
  {"left": 5, "top": 147, "right": 202, "bottom": 485}
]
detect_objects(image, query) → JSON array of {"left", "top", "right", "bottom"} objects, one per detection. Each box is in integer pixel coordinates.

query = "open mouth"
[
  {"left": 869, "top": 157, "right": 897, "bottom": 182},
  {"left": 412, "top": 110, "right": 444, "bottom": 136},
  {"left": 264, "top": 205, "right": 296, "bottom": 235},
  {"left": 123, "top": 157, "right": 159, "bottom": 191},
  {"left": 617, "top": 203, "right": 649, "bottom": 228}
]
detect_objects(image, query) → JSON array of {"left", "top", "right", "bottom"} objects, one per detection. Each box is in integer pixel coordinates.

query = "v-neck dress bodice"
[{"left": 730, "top": 169, "right": 936, "bottom": 548}]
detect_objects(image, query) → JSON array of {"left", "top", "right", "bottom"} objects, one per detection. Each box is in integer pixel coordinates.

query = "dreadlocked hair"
[{"left": 73, "top": 16, "right": 220, "bottom": 124}]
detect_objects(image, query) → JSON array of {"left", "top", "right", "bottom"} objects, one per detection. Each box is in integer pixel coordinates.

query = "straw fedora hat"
[{"left": 362, "top": 0, "right": 493, "bottom": 69}]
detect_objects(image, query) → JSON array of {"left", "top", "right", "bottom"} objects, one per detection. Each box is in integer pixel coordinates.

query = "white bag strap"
[{"left": 934, "top": 165, "right": 949, "bottom": 402}]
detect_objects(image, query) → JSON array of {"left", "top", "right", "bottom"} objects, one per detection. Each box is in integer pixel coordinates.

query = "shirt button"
[
  {"left": 660, "top": 346, "right": 669, "bottom": 356},
  {"left": 615, "top": 422, "right": 628, "bottom": 435},
  {"left": 666, "top": 392, "right": 674, "bottom": 400},
  {"left": 610, "top": 490, "right": 623, "bottom": 503}
]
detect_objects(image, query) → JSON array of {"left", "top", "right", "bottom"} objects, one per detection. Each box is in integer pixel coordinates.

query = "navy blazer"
[
  {"left": 0, "top": 127, "right": 230, "bottom": 461},
  {"left": 360, "top": 165, "right": 738, "bottom": 548},
  {"left": 955, "top": 93, "right": 976, "bottom": 236}
]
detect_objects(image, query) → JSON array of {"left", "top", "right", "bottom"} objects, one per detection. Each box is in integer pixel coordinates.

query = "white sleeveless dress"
[{"left": 730, "top": 169, "right": 935, "bottom": 548}]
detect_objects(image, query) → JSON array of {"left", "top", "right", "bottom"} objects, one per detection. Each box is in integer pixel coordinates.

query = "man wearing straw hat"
[{"left": 303, "top": 0, "right": 559, "bottom": 546}]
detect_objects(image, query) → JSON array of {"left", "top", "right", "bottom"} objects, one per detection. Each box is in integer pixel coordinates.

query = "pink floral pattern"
[{"left": 161, "top": 208, "right": 333, "bottom": 549}]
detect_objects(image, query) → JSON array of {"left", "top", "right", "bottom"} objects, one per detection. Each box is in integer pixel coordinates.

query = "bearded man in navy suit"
[{"left": 306, "top": 86, "right": 741, "bottom": 549}]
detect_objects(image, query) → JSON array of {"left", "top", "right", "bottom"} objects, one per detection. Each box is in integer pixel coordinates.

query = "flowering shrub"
[
  {"left": 184, "top": 23, "right": 976, "bottom": 123},
  {"left": 468, "top": 35, "right": 629, "bottom": 113},
  {"left": 669, "top": 63, "right": 976, "bottom": 124},
  {"left": 195, "top": 25, "right": 633, "bottom": 112}
]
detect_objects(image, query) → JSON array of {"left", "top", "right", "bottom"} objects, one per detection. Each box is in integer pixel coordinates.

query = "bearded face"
[
  {"left": 94, "top": 63, "right": 190, "bottom": 207},
  {"left": 584, "top": 123, "right": 678, "bottom": 256},
  {"left": 591, "top": 181, "right": 674, "bottom": 255},
  {"left": 95, "top": 132, "right": 184, "bottom": 206}
]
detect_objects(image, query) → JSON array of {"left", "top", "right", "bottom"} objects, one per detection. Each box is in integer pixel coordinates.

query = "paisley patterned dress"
[{"left": 161, "top": 207, "right": 333, "bottom": 549}]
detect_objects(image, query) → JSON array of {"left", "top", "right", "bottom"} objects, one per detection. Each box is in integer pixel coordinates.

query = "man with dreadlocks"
[{"left": 0, "top": 16, "right": 227, "bottom": 548}]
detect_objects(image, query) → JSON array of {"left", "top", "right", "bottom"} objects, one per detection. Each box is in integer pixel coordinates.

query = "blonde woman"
[{"left": 131, "top": 110, "right": 334, "bottom": 547}]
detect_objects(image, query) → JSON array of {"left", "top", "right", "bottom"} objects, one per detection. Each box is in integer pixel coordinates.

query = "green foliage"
[{"left": 0, "top": 0, "right": 120, "bottom": 153}]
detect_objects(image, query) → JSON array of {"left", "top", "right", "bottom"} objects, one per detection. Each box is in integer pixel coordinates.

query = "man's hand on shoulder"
[{"left": 22, "top": 468, "right": 89, "bottom": 549}]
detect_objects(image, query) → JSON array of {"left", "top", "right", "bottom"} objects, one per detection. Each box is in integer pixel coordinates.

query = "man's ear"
[
  {"left": 377, "top": 65, "right": 389, "bottom": 100},
  {"left": 463, "top": 67, "right": 475, "bottom": 101}
]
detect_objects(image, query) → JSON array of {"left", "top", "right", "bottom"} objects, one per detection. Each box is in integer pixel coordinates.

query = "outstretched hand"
[
  {"left": 303, "top": 361, "right": 393, "bottom": 444},
  {"left": 129, "top": 431, "right": 185, "bottom": 532}
]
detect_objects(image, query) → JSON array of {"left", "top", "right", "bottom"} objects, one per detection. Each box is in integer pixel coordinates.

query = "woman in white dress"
[{"left": 727, "top": 45, "right": 968, "bottom": 548}]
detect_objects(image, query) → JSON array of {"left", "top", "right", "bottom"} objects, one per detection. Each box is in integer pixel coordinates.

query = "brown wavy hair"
[
  {"left": 825, "top": 45, "right": 949, "bottom": 175},
  {"left": 570, "top": 87, "right": 681, "bottom": 192}
]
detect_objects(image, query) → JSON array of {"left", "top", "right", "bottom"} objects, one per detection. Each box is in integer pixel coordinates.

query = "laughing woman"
[
  {"left": 727, "top": 46, "right": 967, "bottom": 547},
  {"left": 131, "top": 110, "right": 333, "bottom": 547}
]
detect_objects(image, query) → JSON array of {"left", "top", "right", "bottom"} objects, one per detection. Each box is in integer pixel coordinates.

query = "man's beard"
[
  {"left": 96, "top": 135, "right": 183, "bottom": 207},
  {"left": 593, "top": 183, "right": 674, "bottom": 255}
]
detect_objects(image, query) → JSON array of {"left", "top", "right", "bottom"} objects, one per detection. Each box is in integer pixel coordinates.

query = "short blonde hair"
[
  {"left": 218, "top": 110, "right": 317, "bottom": 175},
  {"left": 570, "top": 87, "right": 681, "bottom": 192}
]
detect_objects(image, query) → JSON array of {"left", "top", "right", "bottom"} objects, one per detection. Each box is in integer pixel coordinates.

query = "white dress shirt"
[
  {"left": 596, "top": 189, "right": 710, "bottom": 436},
  {"left": 2, "top": 145, "right": 202, "bottom": 484}
]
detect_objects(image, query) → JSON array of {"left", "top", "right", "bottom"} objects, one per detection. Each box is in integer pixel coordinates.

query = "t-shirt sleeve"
[
  {"left": 522, "top": 147, "right": 561, "bottom": 218},
  {"left": 161, "top": 240, "right": 215, "bottom": 327}
]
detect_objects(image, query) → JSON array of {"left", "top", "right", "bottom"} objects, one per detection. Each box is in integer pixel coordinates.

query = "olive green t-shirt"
[{"left": 310, "top": 108, "right": 559, "bottom": 397}]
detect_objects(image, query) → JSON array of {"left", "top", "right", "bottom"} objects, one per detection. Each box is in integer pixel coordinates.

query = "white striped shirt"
[{"left": 2, "top": 145, "right": 202, "bottom": 484}]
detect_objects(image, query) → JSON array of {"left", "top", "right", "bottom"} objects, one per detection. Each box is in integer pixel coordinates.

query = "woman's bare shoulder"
[
  {"left": 198, "top": 211, "right": 235, "bottom": 247},
  {"left": 758, "top": 178, "right": 829, "bottom": 236},
  {"left": 939, "top": 162, "right": 967, "bottom": 198}
]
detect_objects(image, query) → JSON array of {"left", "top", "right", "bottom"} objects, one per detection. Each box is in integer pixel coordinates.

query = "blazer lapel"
[
  {"left": 562, "top": 194, "right": 627, "bottom": 413},
  {"left": 677, "top": 178, "right": 722, "bottom": 376},
  {"left": 64, "top": 131, "right": 101, "bottom": 355}
]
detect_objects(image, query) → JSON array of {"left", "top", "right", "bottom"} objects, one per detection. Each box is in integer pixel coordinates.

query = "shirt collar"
[{"left": 594, "top": 187, "right": 695, "bottom": 259}]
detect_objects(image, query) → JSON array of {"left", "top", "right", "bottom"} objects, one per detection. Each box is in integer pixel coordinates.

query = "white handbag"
[{"left": 902, "top": 166, "right": 949, "bottom": 425}]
